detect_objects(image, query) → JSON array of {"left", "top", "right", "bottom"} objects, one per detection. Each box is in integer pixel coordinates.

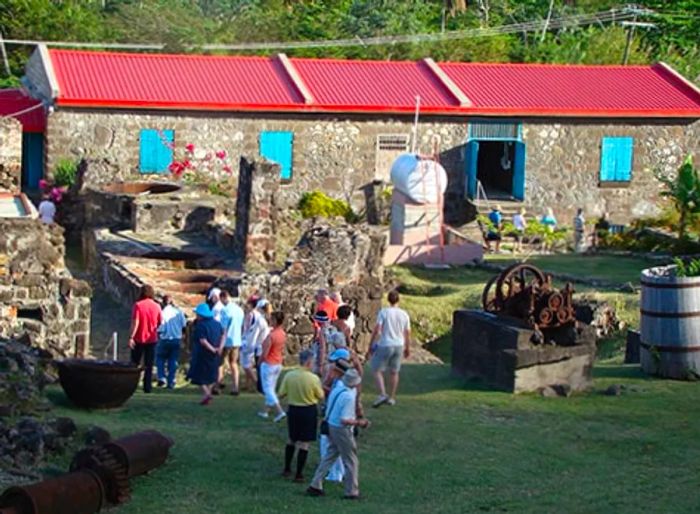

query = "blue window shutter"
[
  {"left": 615, "top": 137, "right": 633, "bottom": 181},
  {"left": 600, "top": 137, "right": 616, "bottom": 181},
  {"left": 140, "top": 129, "right": 173, "bottom": 173},
  {"left": 259, "top": 131, "right": 293, "bottom": 180},
  {"left": 600, "top": 137, "right": 633, "bottom": 182}
]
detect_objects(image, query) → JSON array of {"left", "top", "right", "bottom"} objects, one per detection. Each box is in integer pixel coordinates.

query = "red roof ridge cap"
[{"left": 49, "top": 48, "right": 272, "bottom": 62}]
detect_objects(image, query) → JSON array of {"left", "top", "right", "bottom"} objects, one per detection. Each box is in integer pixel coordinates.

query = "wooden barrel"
[{"left": 640, "top": 266, "right": 700, "bottom": 379}]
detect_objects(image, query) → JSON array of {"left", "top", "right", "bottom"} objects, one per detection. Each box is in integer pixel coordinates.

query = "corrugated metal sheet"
[
  {"left": 0, "top": 89, "right": 46, "bottom": 132},
  {"left": 50, "top": 50, "right": 303, "bottom": 109},
  {"left": 290, "top": 58, "right": 458, "bottom": 112},
  {"left": 44, "top": 50, "right": 700, "bottom": 118},
  {"left": 440, "top": 62, "right": 700, "bottom": 116}
]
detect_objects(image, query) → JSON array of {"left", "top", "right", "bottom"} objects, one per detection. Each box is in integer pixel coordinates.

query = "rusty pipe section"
[
  {"left": 0, "top": 470, "right": 105, "bottom": 514},
  {"left": 1, "top": 430, "right": 173, "bottom": 514}
]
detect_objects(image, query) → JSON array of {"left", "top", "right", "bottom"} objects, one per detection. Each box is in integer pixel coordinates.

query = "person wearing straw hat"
[
  {"left": 307, "top": 368, "right": 369, "bottom": 500},
  {"left": 187, "top": 302, "right": 224, "bottom": 405},
  {"left": 207, "top": 287, "right": 224, "bottom": 323}
]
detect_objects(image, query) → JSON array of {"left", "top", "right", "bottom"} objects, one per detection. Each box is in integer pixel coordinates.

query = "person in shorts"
[
  {"left": 278, "top": 349, "right": 324, "bottom": 483},
  {"left": 368, "top": 290, "right": 411, "bottom": 408},
  {"left": 218, "top": 291, "right": 244, "bottom": 395}
]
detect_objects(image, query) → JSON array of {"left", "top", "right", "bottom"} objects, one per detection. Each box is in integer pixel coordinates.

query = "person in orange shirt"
[
  {"left": 314, "top": 289, "right": 338, "bottom": 322},
  {"left": 258, "top": 311, "right": 287, "bottom": 422}
]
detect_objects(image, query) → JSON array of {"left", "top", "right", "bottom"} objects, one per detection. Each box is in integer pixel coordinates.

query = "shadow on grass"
[
  {"left": 593, "top": 364, "right": 647, "bottom": 379},
  {"left": 46, "top": 388, "right": 72, "bottom": 408}
]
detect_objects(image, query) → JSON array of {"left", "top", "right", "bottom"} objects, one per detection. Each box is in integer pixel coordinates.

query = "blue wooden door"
[
  {"left": 259, "top": 131, "right": 293, "bottom": 180},
  {"left": 465, "top": 140, "right": 479, "bottom": 199},
  {"left": 21, "top": 133, "right": 44, "bottom": 190},
  {"left": 512, "top": 141, "right": 526, "bottom": 201}
]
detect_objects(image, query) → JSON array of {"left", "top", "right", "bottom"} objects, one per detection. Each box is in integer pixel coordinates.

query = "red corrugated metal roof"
[
  {"left": 0, "top": 89, "right": 46, "bottom": 132},
  {"left": 290, "top": 58, "right": 459, "bottom": 113},
  {"left": 50, "top": 49, "right": 303, "bottom": 110},
  {"left": 440, "top": 62, "right": 700, "bottom": 117},
  {"left": 45, "top": 49, "right": 700, "bottom": 118}
]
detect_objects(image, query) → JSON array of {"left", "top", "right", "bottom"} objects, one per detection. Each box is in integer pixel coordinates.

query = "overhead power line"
[{"left": 2, "top": 8, "right": 638, "bottom": 53}]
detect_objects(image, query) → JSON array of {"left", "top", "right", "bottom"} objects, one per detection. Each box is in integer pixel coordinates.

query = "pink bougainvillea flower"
[
  {"left": 38, "top": 179, "right": 48, "bottom": 190},
  {"left": 223, "top": 165, "right": 232, "bottom": 174},
  {"left": 183, "top": 159, "right": 193, "bottom": 169},
  {"left": 215, "top": 150, "right": 227, "bottom": 160},
  {"left": 50, "top": 188, "right": 63, "bottom": 203},
  {"left": 204, "top": 153, "right": 213, "bottom": 161},
  {"left": 185, "top": 143, "right": 195, "bottom": 153}
]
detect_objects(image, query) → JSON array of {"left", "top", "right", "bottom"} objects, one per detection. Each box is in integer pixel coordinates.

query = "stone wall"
[
  {"left": 234, "top": 157, "right": 280, "bottom": 268},
  {"left": 44, "top": 109, "right": 699, "bottom": 225},
  {"left": 44, "top": 109, "right": 467, "bottom": 211},
  {"left": 0, "top": 219, "right": 92, "bottom": 358},
  {"left": 238, "top": 222, "right": 386, "bottom": 361},
  {"left": 520, "top": 119, "right": 700, "bottom": 224},
  {"left": 0, "top": 117, "right": 22, "bottom": 192}
]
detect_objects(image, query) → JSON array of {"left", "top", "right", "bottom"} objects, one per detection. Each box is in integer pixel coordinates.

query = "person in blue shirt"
[
  {"left": 307, "top": 369, "right": 369, "bottom": 500},
  {"left": 155, "top": 295, "right": 187, "bottom": 389},
  {"left": 540, "top": 208, "right": 558, "bottom": 252},
  {"left": 217, "top": 291, "right": 245, "bottom": 396},
  {"left": 485, "top": 205, "right": 503, "bottom": 253}
]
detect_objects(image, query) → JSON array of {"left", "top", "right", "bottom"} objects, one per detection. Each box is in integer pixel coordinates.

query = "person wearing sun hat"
[
  {"left": 307, "top": 368, "right": 369, "bottom": 500},
  {"left": 187, "top": 302, "right": 224, "bottom": 405}
]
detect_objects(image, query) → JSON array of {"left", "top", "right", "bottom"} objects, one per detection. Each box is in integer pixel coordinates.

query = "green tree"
[{"left": 657, "top": 156, "right": 700, "bottom": 239}]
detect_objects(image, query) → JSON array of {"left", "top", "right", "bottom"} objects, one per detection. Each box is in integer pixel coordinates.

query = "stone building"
[{"left": 20, "top": 46, "right": 700, "bottom": 224}]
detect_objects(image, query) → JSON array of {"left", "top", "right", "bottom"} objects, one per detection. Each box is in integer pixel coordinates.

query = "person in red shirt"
[
  {"left": 128, "top": 285, "right": 163, "bottom": 393},
  {"left": 258, "top": 311, "right": 287, "bottom": 422}
]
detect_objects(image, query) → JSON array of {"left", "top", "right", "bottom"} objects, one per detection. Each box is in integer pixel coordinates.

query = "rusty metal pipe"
[
  {"left": 103, "top": 430, "right": 173, "bottom": 478},
  {"left": 0, "top": 470, "right": 105, "bottom": 514}
]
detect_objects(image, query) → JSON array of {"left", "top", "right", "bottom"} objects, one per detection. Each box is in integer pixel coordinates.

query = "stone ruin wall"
[
  {"left": 0, "top": 219, "right": 92, "bottom": 358},
  {"left": 239, "top": 222, "right": 387, "bottom": 362},
  {"left": 0, "top": 117, "right": 22, "bottom": 192}
]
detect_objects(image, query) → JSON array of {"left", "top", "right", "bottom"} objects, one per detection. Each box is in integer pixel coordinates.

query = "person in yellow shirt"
[{"left": 278, "top": 349, "right": 324, "bottom": 482}]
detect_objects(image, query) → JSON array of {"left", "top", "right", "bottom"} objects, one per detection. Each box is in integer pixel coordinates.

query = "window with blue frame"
[
  {"left": 599, "top": 136, "right": 633, "bottom": 183},
  {"left": 139, "top": 129, "right": 174, "bottom": 173}
]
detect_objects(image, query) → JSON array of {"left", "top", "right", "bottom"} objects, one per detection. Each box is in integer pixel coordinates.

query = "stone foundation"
[
  {"left": 451, "top": 310, "right": 596, "bottom": 393},
  {"left": 0, "top": 118, "right": 22, "bottom": 192},
  {"left": 0, "top": 219, "right": 91, "bottom": 358}
]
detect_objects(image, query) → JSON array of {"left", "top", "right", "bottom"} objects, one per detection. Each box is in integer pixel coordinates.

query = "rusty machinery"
[
  {"left": 0, "top": 430, "right": 173, "bottom": 514},
  {"left": 482, "top": 263, "right": 576, "bottom": 343}
]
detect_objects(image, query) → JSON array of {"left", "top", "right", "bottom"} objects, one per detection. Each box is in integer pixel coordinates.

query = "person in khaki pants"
[{"left": 307, "top": 369, "right": 369, "bottom": 500}]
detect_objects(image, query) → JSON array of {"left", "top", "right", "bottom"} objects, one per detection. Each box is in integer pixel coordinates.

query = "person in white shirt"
[
  {"left": 368, "top": 290, "right": 411, "bottom": 408},
  {"left": 155, "top": 295, "right": 188, "bottom": 389},
  {"left": 207, "top": 287, "right": 224, "bottom": 322},
  {"left": 218, "top": 290, "right": 244, "bottom": 395},
  {"left": 38, "top": 195, "right": 56, "bottom": 225},
  {"left": 240, "top": 297, "right": 270, "bottom": 392},
  {"left": 307, "top": 369, "right": 369, "bottom": 500},
  {"left": 512, "top": 207, "right": 527, "bottom": 253}
]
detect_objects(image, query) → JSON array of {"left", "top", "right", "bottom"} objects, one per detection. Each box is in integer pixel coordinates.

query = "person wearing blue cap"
[{"left": 187, "top": 302, "right": 225, "bottom": 405}]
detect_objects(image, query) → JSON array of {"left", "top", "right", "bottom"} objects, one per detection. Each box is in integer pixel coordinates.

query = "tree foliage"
[
  {"left": 0, "top": 0, "right": 697, "bottom": 82},
  {"left": 657, "top": 156, "right": 700, "bottom": 239}
]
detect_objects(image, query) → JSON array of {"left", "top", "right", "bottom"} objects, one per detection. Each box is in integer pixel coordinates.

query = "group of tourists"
[
  {"left": 127, "top": 282, "right": 412, "bottom": 500},
  {"left": 484, "top": 205, "right": 610, "bottom": 254}
]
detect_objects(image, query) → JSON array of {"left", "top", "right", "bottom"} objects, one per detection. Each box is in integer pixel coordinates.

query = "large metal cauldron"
[{"left": 57, "top": 359, "right": 140, "bottom": 409}]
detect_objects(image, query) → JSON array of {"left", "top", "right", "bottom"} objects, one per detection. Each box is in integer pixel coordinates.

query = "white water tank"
[{"left": 390, "top": 153, "right": 448, "bottom": 205}]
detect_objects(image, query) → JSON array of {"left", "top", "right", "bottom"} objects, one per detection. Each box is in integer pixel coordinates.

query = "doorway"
[
  {"left": 465, "top": 139, "right": 526, "bottom": 201},
  {"left": 477, "top": 141, "right": 515, "bottom": 199}
]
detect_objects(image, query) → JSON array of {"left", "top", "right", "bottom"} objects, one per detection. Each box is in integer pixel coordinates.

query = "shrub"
[
  {"left": 298, "top": 191, "right": 357, "bottom": 222},
  {"left": 53, "top": 158, "right": 79, "bottom": 188},
  {"left": 674, "top": 257, "right": 700, "bottom": 277}
]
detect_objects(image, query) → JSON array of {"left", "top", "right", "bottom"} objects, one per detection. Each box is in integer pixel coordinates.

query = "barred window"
[
  {"left": 468, "top": 121, "right": 520, "bottom": 140},
  {"left": 375, "top": 134, "right": 410, "bottom": 181}
]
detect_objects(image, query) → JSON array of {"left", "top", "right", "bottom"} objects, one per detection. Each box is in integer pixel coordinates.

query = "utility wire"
[{"left": 2, "top": 9, "right": 636, "bottom": 52}]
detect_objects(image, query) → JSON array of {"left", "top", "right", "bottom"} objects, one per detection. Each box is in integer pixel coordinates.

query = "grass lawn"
[
  {"left": 40, "top": 255, "right": 698, "bottom": 513},
  {"left": 485, "top": 253, "right": 663, "bottom": 285},
  {"left": 48, "top": 364, "right": 700, "bottom": 514}
]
